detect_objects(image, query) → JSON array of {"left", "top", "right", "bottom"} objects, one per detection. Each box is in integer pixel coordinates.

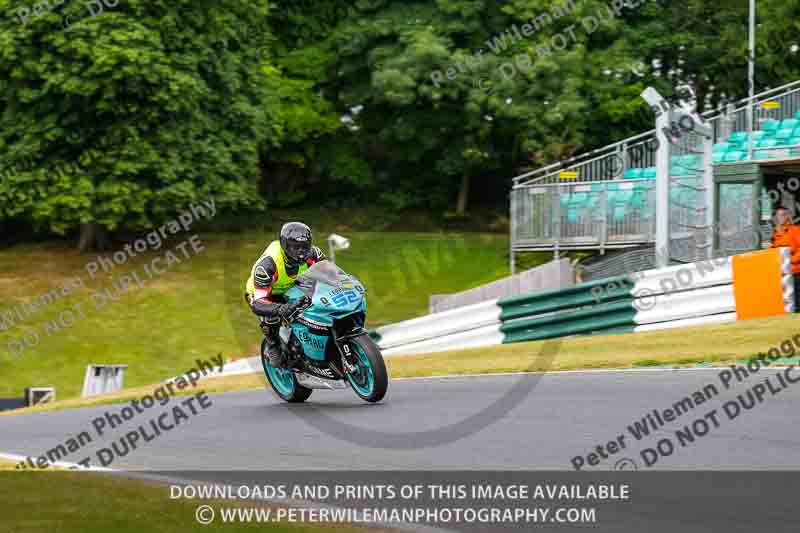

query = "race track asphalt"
[{"left": 3, "top": 367, "right": 800, "bottom": 472}]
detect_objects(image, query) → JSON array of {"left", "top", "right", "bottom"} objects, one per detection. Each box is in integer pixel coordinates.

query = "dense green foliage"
[
  {"left": 0, "top": 0, "right": 278, "bottom": 247},
  {"left": 1, "top": 0, "right": 800, "bottom": 243}
]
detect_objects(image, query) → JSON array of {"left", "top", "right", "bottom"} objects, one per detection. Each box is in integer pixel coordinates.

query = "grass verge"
[
  {"left": 7, "top": 312, "right": 800, "bottom": 416},
  {"left": 0, "top": 468, "right": 370, "bottom": 533}
]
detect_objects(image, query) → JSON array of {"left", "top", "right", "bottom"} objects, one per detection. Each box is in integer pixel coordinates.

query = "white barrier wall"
[
  {"left": 382, "top": 323, "right": 504, "bottom": 357},
  {"left": 375, "top": 299, "right": 501, "bottom": 351},
  {"left": 634, "top": 284, "right": 736, "bottom": 325},
  {"left": 632, "top": 256, "right": 733, "bottom": 296}
]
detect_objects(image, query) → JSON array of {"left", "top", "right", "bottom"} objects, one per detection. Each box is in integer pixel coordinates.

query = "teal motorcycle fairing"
[{"left": 280, "top": 261, "right": 367, "bottom": 362}]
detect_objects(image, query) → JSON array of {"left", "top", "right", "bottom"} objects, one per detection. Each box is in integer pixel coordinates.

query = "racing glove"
[{"left": 277, "top": 296, "right": 311, "bottom": 319}]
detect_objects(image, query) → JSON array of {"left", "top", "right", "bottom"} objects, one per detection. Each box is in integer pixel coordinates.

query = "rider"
[{"left": 245, "top": 222, "right": 326, "bottom": 367}]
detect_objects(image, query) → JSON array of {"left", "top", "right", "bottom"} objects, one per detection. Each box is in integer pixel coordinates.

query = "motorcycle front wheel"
[{"left": 344, "top": 335, "right": 388, "bottom": 403}]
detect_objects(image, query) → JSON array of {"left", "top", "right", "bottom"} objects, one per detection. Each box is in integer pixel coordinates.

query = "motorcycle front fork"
[{"left": 331, "top": 329, "right": 366, "bottom": 375}]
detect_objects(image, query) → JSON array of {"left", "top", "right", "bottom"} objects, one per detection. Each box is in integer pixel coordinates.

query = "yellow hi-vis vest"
[{"left": 245, "top": 240, "right": 310, "bottom": 298}]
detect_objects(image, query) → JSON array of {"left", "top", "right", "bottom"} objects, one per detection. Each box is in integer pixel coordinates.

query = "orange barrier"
[{"left": 732, "top": 248, "right": 791, "bottom": 320}]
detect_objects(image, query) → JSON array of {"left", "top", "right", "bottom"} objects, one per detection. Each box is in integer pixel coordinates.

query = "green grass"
[
  {"left": 0, "top": 229, "right": 516, "bottom": 400},
  {"left": 0, "top": 468, "right": 370, "bottom": 533}
]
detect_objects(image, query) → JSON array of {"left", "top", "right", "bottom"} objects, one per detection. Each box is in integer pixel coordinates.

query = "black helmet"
[{"left": 279, "top": 222, "right": 312, "bottom": 264}]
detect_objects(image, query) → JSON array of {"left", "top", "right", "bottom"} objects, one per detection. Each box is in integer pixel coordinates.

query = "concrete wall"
[{"left": 429, "top": 258, "right": 573, "bottom": 314}]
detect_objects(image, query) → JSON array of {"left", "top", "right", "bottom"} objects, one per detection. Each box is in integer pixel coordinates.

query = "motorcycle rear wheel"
[{"left": 261, "top": 339, "right": 313, "bottom": 403}]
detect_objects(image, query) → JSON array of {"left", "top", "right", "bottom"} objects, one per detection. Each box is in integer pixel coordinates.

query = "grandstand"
[{"left": 510, "top": 80, "right": 800, "bottom": 278}]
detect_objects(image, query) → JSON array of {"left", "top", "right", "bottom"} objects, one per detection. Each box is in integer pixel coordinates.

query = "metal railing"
[
  {"left": 512, "top": 179, "right": 656, "bottom": 251},
  {"left": 513, "top": 79, "right": 800, "bottom": 188},
  {"left": 513, "top": 131, "right": 657, "bottom": 188}
]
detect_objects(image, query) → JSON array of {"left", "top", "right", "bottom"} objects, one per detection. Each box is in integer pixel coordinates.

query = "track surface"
[{"left": 2, "top": 369, "right": 799, "bottom": 471}]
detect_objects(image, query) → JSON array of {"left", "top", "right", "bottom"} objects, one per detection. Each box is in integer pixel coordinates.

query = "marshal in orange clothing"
[{"left": 770, "top": 207, "right": 800, "bottom": 274}]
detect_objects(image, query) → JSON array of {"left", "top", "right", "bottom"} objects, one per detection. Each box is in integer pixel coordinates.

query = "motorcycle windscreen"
[{"left": 297, "top": 260, "right": 356, "bottom": 289}]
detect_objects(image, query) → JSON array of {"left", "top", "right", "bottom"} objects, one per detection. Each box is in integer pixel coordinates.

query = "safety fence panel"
[
  {"left": 512, "top": 179, "right": 656, "bottom": 250},
  {"left": 497, "top": 248, "right": 792, "bottom": 346}
]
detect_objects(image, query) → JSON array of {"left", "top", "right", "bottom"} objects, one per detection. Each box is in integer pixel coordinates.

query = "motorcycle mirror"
[
  {"left": 328, "top": 233, "right": 350, "bottom": 250},
  {"left": 327, "top": 233, "right": 350, "bottom": 264}
]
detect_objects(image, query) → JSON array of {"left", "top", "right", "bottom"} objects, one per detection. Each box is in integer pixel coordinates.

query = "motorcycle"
[{"left": 261, "top": 260, "right": 388, "bottom": 403}]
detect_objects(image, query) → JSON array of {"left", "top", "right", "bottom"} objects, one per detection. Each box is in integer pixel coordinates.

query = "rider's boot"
[{"left": 260, "top": 319, "right": 285, "bottom": 368}]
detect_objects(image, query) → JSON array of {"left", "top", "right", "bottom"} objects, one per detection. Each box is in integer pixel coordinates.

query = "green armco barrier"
[
  {"left": 498, "top": 275, "right": 634, "bottom": 321},
  {"left": 501, "top": 300, "right": 637, "bottom": 343}
]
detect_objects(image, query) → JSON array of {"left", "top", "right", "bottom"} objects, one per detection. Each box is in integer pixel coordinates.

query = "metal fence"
[
  {"left": 513, "top": 131, "right": 657, "bottom": 188},
  {"left": 512, "top": 179, "right": 656, "bottom": 251},
  {"left": 667, "top": 117, "right": 708, "bottom": 263}
]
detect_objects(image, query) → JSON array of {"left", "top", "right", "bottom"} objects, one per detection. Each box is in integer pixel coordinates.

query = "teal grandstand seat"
[
  {"left": 776, "top": 128, "right": 795, "bottom": 144},
  {"left": 683, "top": 154, "right": 700, "bottom": 165},
  {"left": 754, "top": 150, "right": 778, "bottom": 160},
  {"left": 757, "top": 138, "right": 779, "bottom": 148},
  {"left": 789, "top": 136, "right": 800, "bottom": 156},
  {"left": 569, "top": 192, "right": 588, "bottom": 206},
  {"left": 728, "top": 131, "right": 748, "bottom": 144},
  {"left": 614, "top": 190, "right": 634, "bottom": 203},
  {"left": 712, "top": 152, "right": 725, "bottom": 164},
  {"left": 643, "top": 167, "right": 656, "bottom": 178},
  {"left": 567, "top": 209, "right": 580, "bottom": 223},
  {"left": 727, "top": 131, "right": 764, "bottom": 146},
  {"left": 671, "top": 165, "right": 693, "bottom": 177},
  {"left": 673, "top": 155, "right": 699, "bottom": 176},
  {"left": 722, "top": 151, "right": 745, "bottom": 162},
  {"left": 624, "top": 168, "right": 644, "bottom": 179},
  {"left": 782, "top": 118, "right": 799, "bottom": 131},
  {"left": 713, "top": 143, "right": 731, "bottom": 153},
  {"left": 629, "top": 190, "right": 647, "bottom": 210},
  {"left": 762, "top": 119, "right": 781, "bottom": 133}
]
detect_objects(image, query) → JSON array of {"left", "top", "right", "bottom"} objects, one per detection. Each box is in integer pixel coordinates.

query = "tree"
[{"left": 0, "top": 0, "right": 277, "bottom": 249}]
